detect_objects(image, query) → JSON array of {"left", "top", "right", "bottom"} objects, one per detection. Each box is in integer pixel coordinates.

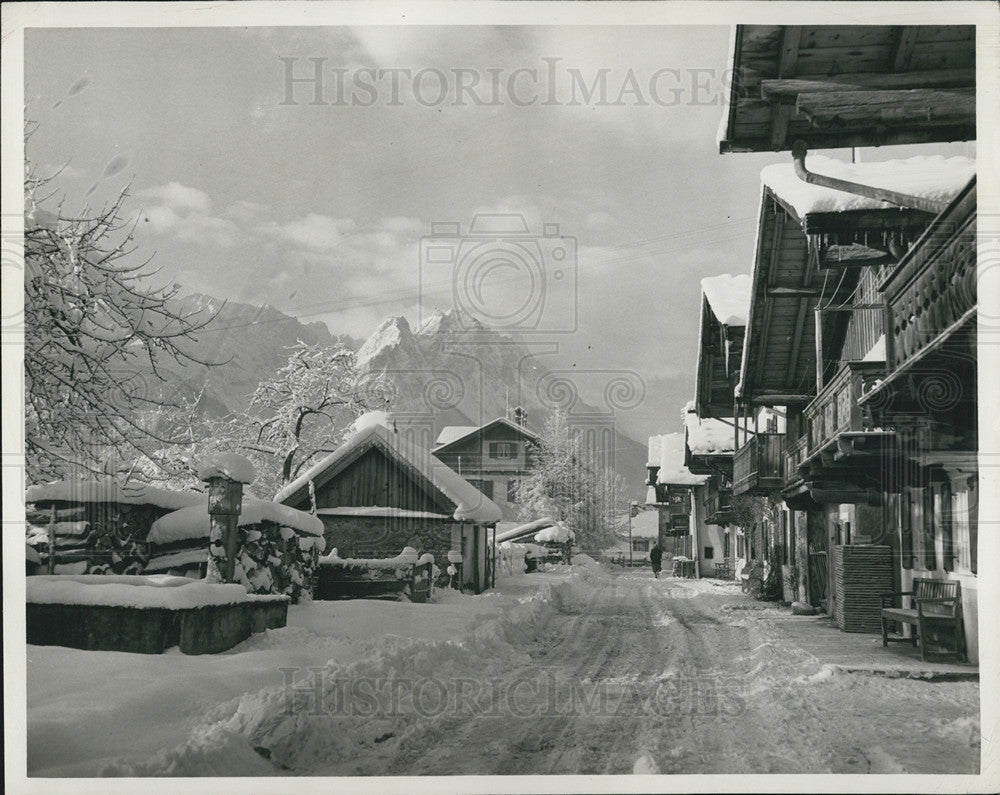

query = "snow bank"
[
  {"left": 148, "top": 498, "right": 324, "bottom": 544},
  {"left": 761, "top": 155, "right": 975, "bottom": 218},
  {"left": 25, "top": 480, "right": 203, "bottom": 511},
  {"left": 318, "top": 546, "right": 420, "bottom": 569},
  {"left": 195, "top": 452, "right": 255, "bottom": 484},
  {"left": 702, "top": 273, "right": 751, "bottom": 327},
  {"left": 26, "top": 575, "right": 259, "bottom": 609}
]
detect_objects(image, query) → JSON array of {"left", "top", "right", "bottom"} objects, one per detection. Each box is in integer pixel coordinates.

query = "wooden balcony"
[
  {"left": 884, "top": 180, "right": 976, "bottom": 377},
  {"left": 705, "top": 485, "right": 733, "bottom": 527},
  {"left": 861, "top": 180, "right": 977, "bottom": 422},
  {"left": 795, "top": 361, "right": 894, "bottom": 501},
  {"left": 733, "top": 433, "right": 785, "bottom": 497}
]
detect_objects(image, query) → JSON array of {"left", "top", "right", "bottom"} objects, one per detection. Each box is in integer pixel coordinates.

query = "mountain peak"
[{"left": 356, "top": 315, "right": 414, "bottom": 367}]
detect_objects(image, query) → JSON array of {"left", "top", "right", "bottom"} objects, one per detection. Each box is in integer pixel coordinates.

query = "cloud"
[
  {"left": 134, "top": 182, "right": 236, "bottom": 247},
  {"left": 138, "top": 181, "right": 210, "bottom": 214},
  {"left": 267, "top": 213, "right": 357, "bottom": 252}
]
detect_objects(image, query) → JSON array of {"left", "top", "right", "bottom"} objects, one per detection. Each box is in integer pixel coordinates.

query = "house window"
[
  {"left": 900, "top": 490, "right": 913, "bottom": 570},
  {"left": 507, "top": 478, "right": 519, "bottom": 503},
  {"left": 489, "top": 442, "right": 517, "bottom": 459},
  {"left": 940, "top": 479, "right": 954, "bottom": 572},
  {"left": 923, "top": 486, "right": 937, "bottom": 570},
  {"left": 704, "top": 546, "right": 714, "bottom": 560},
  {"left": 723, "top": 531, "right": 730, "bottom": 560},
  {"left": 632, "top": 538, "right": 650, "bottom": 553},
  {"left": 468, "top": 479, "right": 494, "bottom": 500}
]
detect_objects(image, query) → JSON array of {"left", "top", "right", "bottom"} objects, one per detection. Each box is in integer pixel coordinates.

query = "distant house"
[
  {"left": 276, "top": 423, "right": 502, "bottom": 593},
  {"left": 604, "top": 507, "right": 660, "bottom": 564},
  {"left": 432, "top": 414, "right": 538, "bottom": 521}
]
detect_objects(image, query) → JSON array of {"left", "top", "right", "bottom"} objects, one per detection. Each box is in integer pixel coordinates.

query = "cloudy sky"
[{"left": 24, "top": 25, "right": 974, "bottom": 444}]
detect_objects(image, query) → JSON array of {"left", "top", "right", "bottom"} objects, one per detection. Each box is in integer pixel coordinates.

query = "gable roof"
[
  {"left": 433, "top": 417, "right": 538, "bottom": 451},
  {"left": 275, "top": 424, "right": 502, "bottom": 524}
]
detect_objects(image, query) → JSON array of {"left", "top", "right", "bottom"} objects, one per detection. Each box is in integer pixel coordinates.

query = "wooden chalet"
[
  {"left": 432, "top": 414, "right": 538, "bottom": 521},
  {"left": 276, "top": 423, "right": 502, "bottom": 594},
  {"left": 722, "top": 24, "right": 979, "bottom": 661}
]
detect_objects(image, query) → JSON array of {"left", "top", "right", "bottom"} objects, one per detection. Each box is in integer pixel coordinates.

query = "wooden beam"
[
  {"left": 750, "top": 393, "right": 812, "bottom": 405},
  {"left": 787, "top": 297, "right": 809, "bottom": 378},
  {"left": 892, "top": 26, "right": 920, "bottom": 71},
  {"left": 770, "top": 104, "right": 792, "bottom": 149},
  {"left": 778, "top": 26, "right": 803, "bottom": 78},
  {"left": 767, "top": 286, "right": 821, "bottom": 298},
  {"left": 759, "top": 69, "right": 976, "bottom": 102},
  {"left": 796, "top": 88, "right": 974, "bottom": 127},
  {"left": 814, "top": 308, "right": 824, "bottom": 394}
]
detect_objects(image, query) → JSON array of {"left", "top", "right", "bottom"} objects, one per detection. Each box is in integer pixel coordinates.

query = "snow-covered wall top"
[
  {"left": 318, "top": 546, "right": 420, "bottom": 569},
  {"left": 25, "top": 480, "right": 204, "bottom": 511},
  {"left": 701, "top": 274, "right": 751, "bottom": 327},
  {"left": 147, "top": 498, "right": 325, "bottom": 544},
  {"left": 195, "top": 452, "right": 255, "bottom": 484},
  {"left": 25, "top": 574, "right": 286, "bottom": 609},
  {"left": 761, "top": 155, "right": 975, "bottom": 218},
  {"left": 654, "top": 432, "right": 708, "bottom": 486},
  {"left": 275, "top": 424, "right": 503, "bottom": 524}
]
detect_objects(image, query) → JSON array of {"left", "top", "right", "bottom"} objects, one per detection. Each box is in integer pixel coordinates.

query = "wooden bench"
[{"left": 880, "top": 578, "right": 966, "bottom": 662}]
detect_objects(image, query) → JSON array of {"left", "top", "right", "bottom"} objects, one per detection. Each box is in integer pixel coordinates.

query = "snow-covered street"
[{"left": 27, "top": 562, "right": 979, "bottom": 777}]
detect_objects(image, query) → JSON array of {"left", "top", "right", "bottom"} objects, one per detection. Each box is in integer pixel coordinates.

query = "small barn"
[{"left": 275, "top": 423, "right": 503, "bottom": 593}]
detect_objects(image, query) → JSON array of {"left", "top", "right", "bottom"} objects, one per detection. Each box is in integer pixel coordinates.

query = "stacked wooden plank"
[{"left": 834, "top": 545, "right": 893, "bottom": 633}]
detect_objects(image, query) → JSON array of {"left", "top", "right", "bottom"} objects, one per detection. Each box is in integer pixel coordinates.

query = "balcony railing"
[
  {"left": 783, "top": 434, "right": 809, "bottom": 488},
  {"left": 733, "top": 433, "right": 785, "bottom": 496},
  {"left": 705, "top": 487, "right": 733, "bottom": 526},
  {"left": 883, "top": 183, "right": 976, "bottom": 374},
  {"left": 803, "top": 361, "right": 886, "bottom": 456}
]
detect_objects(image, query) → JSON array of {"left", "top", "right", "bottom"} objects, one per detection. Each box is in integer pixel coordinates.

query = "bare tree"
[
  {"left": 24, "top": 155, "right": 220, "bottom": 484},
  {"left": 209, "top": 341, "right": 396, "bottom": 497}
]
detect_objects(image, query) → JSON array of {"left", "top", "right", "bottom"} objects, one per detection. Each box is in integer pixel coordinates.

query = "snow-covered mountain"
[{"left": 356, "top": 308, "right": 647, "bottom": 491}]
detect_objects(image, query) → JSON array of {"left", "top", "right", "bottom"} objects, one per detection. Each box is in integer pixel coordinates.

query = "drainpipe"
[{"left": 791, "top": 140, "right": 949, "bottom": 216}]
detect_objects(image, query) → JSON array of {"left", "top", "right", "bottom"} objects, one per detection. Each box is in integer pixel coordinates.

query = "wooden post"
[
  {"left": 47, "top": 503, "right": 56, "bottom": 574},
  {"left": 814, "top": 308, "right": 825, "bottom": 393},
  {"left": 205, "top": 476, "right": 243, "bottom": 583}
]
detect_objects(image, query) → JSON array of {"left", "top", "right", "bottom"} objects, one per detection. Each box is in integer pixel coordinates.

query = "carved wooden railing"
[
  {"left": 733, "top": 433, "right": 785, "bottom": 496},
  {"left": 803, "top": 361, "right": 885, "bottom": 455},
  {"left": 784, "top": 434, "right": 810, "bottom": 487},
  {"left": 882, "top": 182, "right": 976, "bottom": 373}
]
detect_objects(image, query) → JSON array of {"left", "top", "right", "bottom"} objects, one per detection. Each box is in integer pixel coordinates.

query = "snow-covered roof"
[
  {"left": 434, "top": 426, "right": 479, "bottom": 447},
  {"left": 432, "top": 417, "right": 537, "bottom": 450},
  {"left": 761, "top": 155, "right": 975, "bottom": 219},
  {"left": 683, "top": 406, "right": 742, "bottom": 457},
  {"left": 195, "top": 452, "right": 255, "bottom": 484},
  {"left": 275, "top": 424, "right": 503, "bottom": 524},
  {"left": 655, "top": 432, "right": 708, "bottom": 486},
  {"left": 534, "top": 523, "right": 574, "bottom": 543},
  {"left": 701, "top": 274, "right": 751, "bottom": 327},
  {"left": 647, "top": 435, "right": 662, "bottom": 467},
  {"left": 495, "top": 517, "right": 557, "bottom": 543},
  {"left": 315, "top": 506, "right": 452, "bottom": 519},
  {"left": 147, "top": 498, "right": 325, "bottom": 544},
  {"left": 25, "top": 480, "right": 204, "bottom": 511}
]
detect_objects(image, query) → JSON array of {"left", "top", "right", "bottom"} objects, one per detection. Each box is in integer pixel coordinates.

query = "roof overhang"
[{"left": 719, "top": 25, "right": 975, "bottom": 153}]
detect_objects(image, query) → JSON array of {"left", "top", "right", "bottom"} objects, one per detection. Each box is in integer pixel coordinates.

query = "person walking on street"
[{"left": 649, "top": 543, "right": 663, "bottom": 579}]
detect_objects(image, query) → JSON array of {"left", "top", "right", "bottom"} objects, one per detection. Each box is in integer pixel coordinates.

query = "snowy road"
[
  {"left": 341, "top": 571, "right": 980, "bottom": 776},
  {"left": 31, "top": 564, "right": 979, "bottom": 777}
]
